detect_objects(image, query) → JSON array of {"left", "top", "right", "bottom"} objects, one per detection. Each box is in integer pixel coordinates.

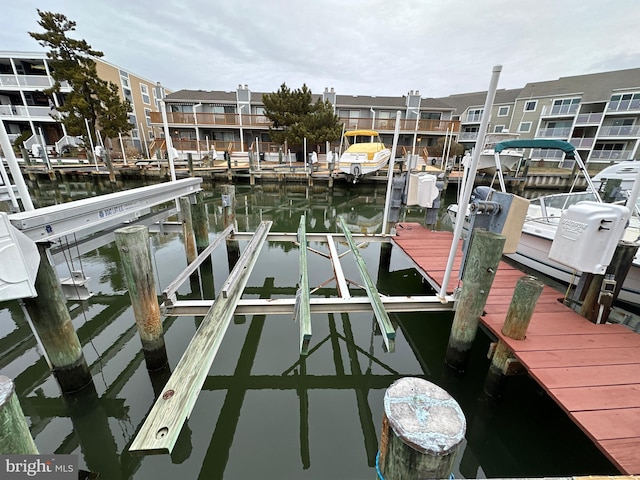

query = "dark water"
[{"left": 0, "top": 177, "right": 617, "bottom": 479}]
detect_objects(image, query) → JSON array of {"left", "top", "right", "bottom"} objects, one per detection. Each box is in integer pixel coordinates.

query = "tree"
[
  {"left": 29, "top": 10, "right": 132, "bottom": 147},
  {"left": 430, "top": 136, "right": 465, "bottom": 158},
  {"left": 262, "top": 83, "right": 342, "bottom": 149}
]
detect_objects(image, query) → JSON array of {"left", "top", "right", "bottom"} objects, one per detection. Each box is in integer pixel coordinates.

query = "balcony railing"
[
  {"left": 548, "top": 104, "right": 579, "bottom": 116},
  {"left": 590, "top": 149, "right": 633, "bottom": 160},
  {"left": 458, "top": 132, "right": 478, "bottom": 142},
  {"left": 598, "top": 125, "right": 640, "bottom": 137},
  {"left": 531, "top": 149, "right": 564, "bottom": 159},
  {"left": 0, "top": 105, "right": 56, "bottom": 118},
  {"left": 464, "top": 113, "right": 482, "bottom": 123},
  {"left": 607, "top": 98, "right": 640, "bottom": 112},
  {"left": 575, "top": 112, "right": 603, "bottom": 124},
  {"left": 536, "top": 127, "right": 572, "bottom": 138},
  {"left": 151, "top": 112, "right": 460, "bottom": 135},
  {"left": 0, "top": 74, "right": 54, "bottom": 88},
  {"left": 569, "top": 137, "right": 595, "bottom": 148}
]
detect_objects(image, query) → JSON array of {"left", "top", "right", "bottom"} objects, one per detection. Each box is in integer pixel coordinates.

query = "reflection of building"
[{"left": 0, "top": 51, "right": 167, "bottom": 154}]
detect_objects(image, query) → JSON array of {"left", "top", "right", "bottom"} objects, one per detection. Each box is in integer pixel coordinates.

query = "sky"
[{"left": 2, "top": 0, "right": 640, "bottom": 99}]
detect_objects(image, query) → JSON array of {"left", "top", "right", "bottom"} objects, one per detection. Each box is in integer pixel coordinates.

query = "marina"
[{"left": 0, "top": 177, "right": 628, "bottom": 478}]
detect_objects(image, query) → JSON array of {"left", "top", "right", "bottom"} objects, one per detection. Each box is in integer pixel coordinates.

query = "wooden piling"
[
  {"left": 222, "top": 185, "right": 240, "bottom": 270},
  {"left": 192, "top": 191, "right": 210, "bottom": 254},
  {"left": 22, "top": 243, "right": 93, "bottom": 393},
  {"left": 179, "top": 196, "right": 198, "bottom": 264},
  {"left": 580, "top": 240, "right": 639, "bottom": 323},
  {"left": 0, "top": 376, "right": 39, "bottom": 454},
  {"left": 115, "top": 225, "right": 168, "bottom": 370},
  {"left": 379, "top": 377, "right": 466, "bottom": 480},
  {"left": 445, "top": 230, "right": 505, "bottom": 371},
  {"left": 483, "top": 275, "right": 544, "bottom": 397},
  {"left": 104, "top": 149, "right": 116, "bottom": 183}
]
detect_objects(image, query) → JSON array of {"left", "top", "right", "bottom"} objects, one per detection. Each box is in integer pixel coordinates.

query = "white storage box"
[
  {"left": 417, "top": 174, "right": 439, "bottom": 208},
  {"left": 549, "top": 201, "right": 630, "bottom": 274}
]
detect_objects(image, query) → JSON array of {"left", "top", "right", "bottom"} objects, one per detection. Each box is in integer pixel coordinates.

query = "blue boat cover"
[{"left": 494, "top": 139, "right": 575, "bottom": 153}]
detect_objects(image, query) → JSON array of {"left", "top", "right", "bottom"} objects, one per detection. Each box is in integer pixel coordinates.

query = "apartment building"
[
  {"left": 0, "top": 51, "right": 167, "bottom": 154},
  {"left": 150, "top": 86, "right": 460, "bottom": 158},
  {"left": 441, "top": 68, "right": 640, "bottom": 165}
]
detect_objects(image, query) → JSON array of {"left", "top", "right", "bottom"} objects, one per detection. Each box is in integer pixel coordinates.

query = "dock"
[{"left": 392, "top": 223, "right": 640, "bottom": 475}]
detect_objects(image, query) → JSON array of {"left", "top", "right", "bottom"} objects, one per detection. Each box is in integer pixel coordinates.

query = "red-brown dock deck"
[{"left": 392, "top": 223, "right": 640, "bottom": 475}]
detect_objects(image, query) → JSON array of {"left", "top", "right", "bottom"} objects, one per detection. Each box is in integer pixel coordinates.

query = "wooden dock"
[{"left": 392, "top": 223, "right": 640, "bottom": 475}]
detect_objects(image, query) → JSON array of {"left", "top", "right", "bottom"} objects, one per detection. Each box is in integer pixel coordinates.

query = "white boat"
[
  {"left": 450, "top": 140, "right": 640, "bottom": 307},
  {"left": 338, "top": 130, "right": 391, "bottom": 182},
  {"left": 462, "top": 132, "right": 523, "bottom": 173}
]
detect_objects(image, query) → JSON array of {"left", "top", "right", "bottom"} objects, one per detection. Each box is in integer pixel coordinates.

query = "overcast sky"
[{"left": 2, "top": 0, "right": 640, "bottom": 99}]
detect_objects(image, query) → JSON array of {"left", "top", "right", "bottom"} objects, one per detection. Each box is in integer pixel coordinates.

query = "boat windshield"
[{"left": 528, "top": 191, "right": 598, "bottom": 223}]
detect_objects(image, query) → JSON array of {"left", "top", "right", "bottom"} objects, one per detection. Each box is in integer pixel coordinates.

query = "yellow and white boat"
[{"left": 338, "top": 130, "right": 391, "bottom": 182}]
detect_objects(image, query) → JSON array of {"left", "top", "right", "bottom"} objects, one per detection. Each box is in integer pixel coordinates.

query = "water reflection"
[{"left": 0, "top": 177, "right": 617, "bottom": 478}]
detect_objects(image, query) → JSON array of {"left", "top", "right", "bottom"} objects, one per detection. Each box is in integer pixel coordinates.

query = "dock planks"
[{"left": 392, "top": 223, "right": 640, "bottom": 475}]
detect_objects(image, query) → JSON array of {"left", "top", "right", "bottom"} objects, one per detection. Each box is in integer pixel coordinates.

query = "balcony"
[
  {"left": 569, "top": 137, "right": 595, "bottom": 149},
  {"left": 0, "top": 105, "right": 57, "bottom": 119},
  {"left": 598, "top": 125, "right": 640, "bottom": 137},
  {"left": 150, "top": 112, "right": 460, "bottom": 135},
  {"left": 0, "top": 74, "right": 54, "bottom": 88},
  {"left": 458, "top": 132, "right": 478, "bottom": 142},
  {"left": 590, "top": 149, "right": 634, "bottom": 160},
  {"left": 543, "top": 104, "right": 579, "bottom": 116},
  {"left": 607, "top": 98, "right": 640, "bottom": 112},
  {"left": 531, "top": 149, "right": 564, "bottom": 159},
  {"left": 575, "top": 112, "right": 603, "bottom": 125},
  {"left": 536, "top": 127, "right": 572, "bottom": 138}
]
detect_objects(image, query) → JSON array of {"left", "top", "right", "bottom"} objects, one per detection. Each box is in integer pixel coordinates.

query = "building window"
[
  {"left": 493, "top": 125, "right": 505, "bottom": 133},
  {"left": 608, "top": 92, "right": 640, "bottom": 112},
  {"left": 128, "top": 114, "right": 137, "bottom": 127},
  {"left": 497, "top": 106, "right": 509, "bottom": 116},
  {"left": 144, "top": 108, "right": 152, "bottom": 126},
  {"left": 467, "top": 109, "right": 483, "bottom": 122},
  {"left": 551, "top": 98, "right": 580, "bottom": 115},
  {"left": 140, "top": 84, "right": 150, "bottom": 105},
  {"left": 420, "top": 112, "right": 441, "bottom": 120},
  {"left": 123, "top": 88, "right": 133, "bottom": 103},
  {"left": 518, "top": 122, "right": 532, "bottom": 133},
  {"left": 524, "top": 101, "right": 537, "bottom": 112}
]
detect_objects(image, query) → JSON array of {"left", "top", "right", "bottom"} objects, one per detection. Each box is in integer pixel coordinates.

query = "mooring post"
[
  {"left": 0, "top": 376, "right": 39, "bottom": 454},
  {"left": 192, "top": 191, "right": 210, "bottom": 254},
  {"left": 483, "top": 276, "right": 544, "bottom": 397},
  {"left": 115, "top": 225, "right": 168, "bottom": 370},
  {"left": 580, "top": 240, "right": 639, "bottom": 323},
  {"left": 445, "top": 229, "right": 505, "bottom": 371},
  {"left": 104, "top": 148, "right": 116, "bottom": 183},
  {"left": 179, "top": 196, "right": 198, "bottom": 264},
  {"left": 222, "top": 184, "right": 240, "bottom": 270},
  {"left": 22, "top": 243, "right": 93, "bottom": 393},
  {"left": 378, "top": 377, "right": 466, "bottom": 480},
  {"left": 187, "top": 152, "right": 194, "bottom": 177}
]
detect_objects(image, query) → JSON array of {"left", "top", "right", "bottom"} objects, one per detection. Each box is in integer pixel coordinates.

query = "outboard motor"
[{"left": 471, "top": 186, "right": 495, "bottom": 202}]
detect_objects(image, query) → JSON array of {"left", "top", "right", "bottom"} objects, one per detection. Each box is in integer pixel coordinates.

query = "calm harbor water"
[{"left": 0, "top": 177, "right": 617, "bottom": 479}]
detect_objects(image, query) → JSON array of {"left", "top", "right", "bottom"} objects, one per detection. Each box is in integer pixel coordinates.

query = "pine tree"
[
  {"left": 262, "top": 83, "right": 342, "bottom": 150},
  {"left": 29, "top": 10, "right": 132, "bottom": 147}
]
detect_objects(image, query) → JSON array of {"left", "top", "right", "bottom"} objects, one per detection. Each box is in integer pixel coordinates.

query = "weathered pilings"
[
  {"left": 115, "top": 225, "right": 168, "bottom": 370},
  {"left": 22, "top": 243, "right": 93, "bottom": 393},
  {"left": 378, "top": 377, "right": 466, "bottom": 479},
  {"left": 179, "top": 196, "right": 198, "bottom": 265},
  {"left": 0, "top": 375, "right": 39, "bottom": 454},
  {"left": 483, "top": 276, "right": 544, "bottom": 397},
  {"left": 445, "top": 230, "right": 505, "bottom": 371},
  {"left": 222, "top": 185, "right": 240, "bottom": 270},
  {"left": 192, "top": 191, "right": 210, "bottom": 254},
  {"left": 579, "top": 241, "right": 639, "bottom": 324}
]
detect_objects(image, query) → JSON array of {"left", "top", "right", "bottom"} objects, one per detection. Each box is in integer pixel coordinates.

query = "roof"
[
  {"left": 438, "top": 88, "right": 523, "bottom": 114},
  {"left": 166, "top": 89, "right": 237, "bottom": 102}
]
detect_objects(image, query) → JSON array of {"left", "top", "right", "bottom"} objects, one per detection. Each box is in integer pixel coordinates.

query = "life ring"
[{"left": 431, "top": 158, "right": 436, "bottom": 166}]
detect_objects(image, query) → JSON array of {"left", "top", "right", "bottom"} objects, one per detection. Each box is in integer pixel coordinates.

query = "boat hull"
[
  {"left": 337, "top": 150, "right": 391, "bottom": 177},
  {"left": 506, "top": 222, "right": 640, "bottom": 307}
]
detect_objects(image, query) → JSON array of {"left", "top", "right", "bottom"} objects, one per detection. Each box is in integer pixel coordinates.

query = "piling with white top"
[{"left": 378, "top": 377, "right": 466, "bottom": 479}]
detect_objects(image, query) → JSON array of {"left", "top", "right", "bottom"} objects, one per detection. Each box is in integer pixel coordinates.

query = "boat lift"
[{"left": 130, "top": 214, "right": 455, "bottom": 455}]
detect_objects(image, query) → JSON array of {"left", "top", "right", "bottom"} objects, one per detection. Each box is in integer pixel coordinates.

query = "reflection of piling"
[
  {"left": 23, "top": 243, "right": 93, "bottom": 392},
  {"left": 179, "top": 196, "right": 197, "bottom": 264},
  {"left": 483, "top": 276, "right": 544, "bottom": 397},
  {"left": 0, "top": 375, "right": 39, "bottom": 454},
  {"left": 445, "top": 230, "right": 505, "bottom": 371},
  {"left": 222, "top": 185, "right": 240, "bottom": 270},
  {"left": 378, "top": 377, "right": 466, "bottom": 479},
  {"left": 115, "top": 226, "right": 168, "bottom": 370}
]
